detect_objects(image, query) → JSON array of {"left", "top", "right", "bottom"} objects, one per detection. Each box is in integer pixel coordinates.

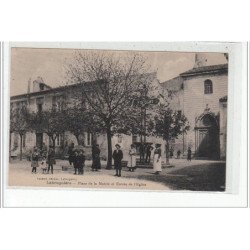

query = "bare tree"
[{"left": 66, "top": 51, "right": 155, "bottom": 169}]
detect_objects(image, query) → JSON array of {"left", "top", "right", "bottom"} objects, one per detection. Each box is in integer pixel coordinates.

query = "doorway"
[{"left": 195, "top": 114, "right": 219, "bottom": 159}]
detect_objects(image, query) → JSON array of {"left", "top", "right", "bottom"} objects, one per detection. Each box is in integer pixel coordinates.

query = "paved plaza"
[{"left": 8, "top": 158, "right": 226, "bottom": 191}]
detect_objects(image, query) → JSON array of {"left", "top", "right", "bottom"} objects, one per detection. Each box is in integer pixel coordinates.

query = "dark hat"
[{"left": 115, "top": 144, "right": 121, "bottom": 148}]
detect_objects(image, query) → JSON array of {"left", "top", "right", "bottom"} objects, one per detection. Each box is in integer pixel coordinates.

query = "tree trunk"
[
  {"left": 52, "top": 139, "right": 56, "bottom": 150},
  {"left": 92, "top": 131, "right": 97, "bottom": 145},
  {"left": 50, "top": 136, "right": 56, "bottom": 151},
  {"left": 106, "top": 126, "right": 112, "bottom": 169},
  {"left": 165, "top": 139, "right": 170, "bottom": 165},
  {"left": 75, "top": 134, "right": 80, "bottom": 145},
  {"left": 19, "top": 134, "right": 23, "bottom": 161}
]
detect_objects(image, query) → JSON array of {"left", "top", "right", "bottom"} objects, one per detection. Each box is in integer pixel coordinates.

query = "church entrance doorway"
[{"left": 195, "top": 113, "right": 219, "bottom": 159}]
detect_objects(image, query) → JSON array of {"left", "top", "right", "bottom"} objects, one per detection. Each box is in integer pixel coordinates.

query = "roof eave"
[{"left": 180, "top": 69, "right": 228, "bottom": 78}]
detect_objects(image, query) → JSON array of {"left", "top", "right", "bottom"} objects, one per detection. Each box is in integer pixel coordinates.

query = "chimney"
[
  {"left": 33, "top": 76, "right": 45, "bottom": 92},
  {"left": 194, "top": 53, "right": 208, "bottom": 68}
]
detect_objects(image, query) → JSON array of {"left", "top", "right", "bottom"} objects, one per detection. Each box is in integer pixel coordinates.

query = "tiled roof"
[
  {"left": 10, "top": 82, "right": 88, "bottom": 101},
  {"left": 10, "top": 72, "right": 158, "bottom": 101},
  {"left": 180, "top": 64, "right": 228, "bottom": 77}
]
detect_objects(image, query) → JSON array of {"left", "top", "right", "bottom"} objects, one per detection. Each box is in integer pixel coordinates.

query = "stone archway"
[{"left": 194, "top": 112, "right": 220, "bottom": 159}]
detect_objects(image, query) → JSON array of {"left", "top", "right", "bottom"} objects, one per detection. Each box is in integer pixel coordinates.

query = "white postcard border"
[{"left": 1, "top": 42, "right": 248, "bottom": 207}]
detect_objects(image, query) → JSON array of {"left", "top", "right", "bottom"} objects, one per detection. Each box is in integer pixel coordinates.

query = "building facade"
[
  {"left": 10, "top": 75, "right": 164, "bottom": 162},
  {"left": 161, "top": 56, "right": 228, "bottom": 160}
]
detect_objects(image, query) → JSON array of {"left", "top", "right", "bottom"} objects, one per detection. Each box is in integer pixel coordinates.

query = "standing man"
[
  {"left": 139, "top": 143, "right": 145, "bottom": 163},
  {"left": 169, "top": 147, "right": 174, "bottom": 159},
  {"left": 112, "top": 144, "right": 123, "bottom": 177},
  {"left": 68, "top": 143, "right": 75, "bottom": 166},
  {"left": 47, "top": 145, "right": 55, "bottom": 174},
  {"left": 145, "top": 144, "right": 153, "bottom": 164},
  {"left": 31, "top": 146, "right": 39, "bottom": 174}
]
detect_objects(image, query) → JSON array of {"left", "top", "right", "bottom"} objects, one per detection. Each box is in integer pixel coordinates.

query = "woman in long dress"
[
  {"left": 128, "top": 144, "right": 137, "bottom": 172},
  {"left": 91, "top": 144, "right": 101, "bottom": 171},
  {"left": 153, "top": 144, "right": 162, "bottom": 175}
]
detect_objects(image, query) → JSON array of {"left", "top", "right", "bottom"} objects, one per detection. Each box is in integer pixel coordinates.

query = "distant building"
[{"left": 161, "top": 54, "right": 228, "bottom": 159}]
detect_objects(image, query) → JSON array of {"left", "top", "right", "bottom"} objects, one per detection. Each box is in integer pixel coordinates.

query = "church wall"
[{"left": 182, "top": 73, "right": 228, "bottom": 156}]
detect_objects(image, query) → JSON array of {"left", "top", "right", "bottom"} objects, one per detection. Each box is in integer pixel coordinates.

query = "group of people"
[
  {"left": 139, "top": 144, "right": 154, "bottom": 163},
  {"left": 30, "top": 143, "right": 55, "bottom": 174},
  {"left": 112, "top": 143, "right": 159, "bottom": 177},
  {"left": 71, "top": 150, "right": 85, "bottom": 175},
  {"left": 68, "top": 143, "right": 100, "bottom": 174},
  {"left": 170, "top": 147, "right": 192, "bottom": 161},
  {"left": 124, "top": 143, "right": 162, "bottom": 175},
  {"left": 30, "top": 141, "right": 192, "bottom": 176}
]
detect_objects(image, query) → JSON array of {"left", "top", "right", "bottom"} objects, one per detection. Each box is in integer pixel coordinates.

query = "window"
[
  {"left": 56, "top": 134, "right": 64, "bottom": 146},
  {"left": 118, "top": 134, "right": 123, "bottom": 143},
  {"left": 132, "top": 134, "right": 138, "bottom": 143},
  {"left": 37, "top": 104, "right": 43, "bottom": 112},
  {"left": 204, "top": 79, "right": 213, "bottom": 94},
  {"left": 52, "top": 95, "right": 65, "bottom": 111},
  {"left": 14, "top": 133, "right": 19, "bottom": 149},
  {"left": 85, "top": 132, "right": 92, "bottom": 146},
  {"left": 36, "top": 97, "right": 44, "bottom": 112},
  {"left": 17, "top": 101, "right": 27, "bottom": 110}
]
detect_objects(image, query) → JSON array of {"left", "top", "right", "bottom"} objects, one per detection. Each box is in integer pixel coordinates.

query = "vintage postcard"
[{"left": 6, "top": 44, "right": 232, "bottom": 193}]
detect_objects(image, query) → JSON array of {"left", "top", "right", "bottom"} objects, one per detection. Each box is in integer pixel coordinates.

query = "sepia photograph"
[
  {"left": 0, "top": 2, "right": 249, "bottom": 250},
  {"left": 7, "top": 45, "right": 230, "bottom": 192}
]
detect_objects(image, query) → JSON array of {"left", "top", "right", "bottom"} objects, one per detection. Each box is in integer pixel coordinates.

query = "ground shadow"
[{"left": 123, "top": 162, "right": 226, "bottom": 191}]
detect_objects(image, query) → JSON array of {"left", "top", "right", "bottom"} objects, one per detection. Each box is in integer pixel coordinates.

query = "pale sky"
[{"left": 10, "top": 48, "right": 227, "bottom": 96}]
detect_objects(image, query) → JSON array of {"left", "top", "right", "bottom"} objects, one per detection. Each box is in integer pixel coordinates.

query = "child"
[{"left": 40, "top": 157, "right": 47, "bottom": 174}]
